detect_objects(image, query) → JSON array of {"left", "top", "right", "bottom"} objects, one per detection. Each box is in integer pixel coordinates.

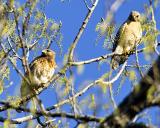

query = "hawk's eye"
[{"left": 136, "top": 15, "right": 139, "bottom": 18}]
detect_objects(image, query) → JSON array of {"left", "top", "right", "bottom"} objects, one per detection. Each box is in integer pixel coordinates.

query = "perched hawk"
[
  {"left": 20, "top": 49, "right": 57, "bottom": 107},
  {"left": 111, "top": 11, "right": 142, "bottom": 69}
]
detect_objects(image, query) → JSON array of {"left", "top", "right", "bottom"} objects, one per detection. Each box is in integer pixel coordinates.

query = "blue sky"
[{"left": 1, "top": 0, "right": 160, "bottom": 127}]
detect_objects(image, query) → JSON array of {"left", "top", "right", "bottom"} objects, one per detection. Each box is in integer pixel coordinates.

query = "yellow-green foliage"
[
  {"left": 96, "top": 20, "right": 115, "bottom": 49},
  {"left": 0, "top": 50, "right": 10, "bottom": 94}
]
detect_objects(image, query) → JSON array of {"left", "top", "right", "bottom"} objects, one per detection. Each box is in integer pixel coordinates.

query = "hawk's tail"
[
  {"left": 20, "top": 79, "right": 39, "bottom": 112},
  {"left": 111, "top": 55, "right": 128, "bottom": 70},
  {"left": 111, "top": 56, "right": 119, "bottom": 70},
  {"left": 20, "top": 79, "right": 30, "bottom": 108}
]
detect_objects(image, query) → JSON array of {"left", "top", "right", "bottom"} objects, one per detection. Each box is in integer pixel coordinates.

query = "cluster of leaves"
[
  {"left": 95, "top": 20, "right": 115, "bottom": 50},
  {"left": 0, "top": 49, "right": 10, "bottom": 94}
]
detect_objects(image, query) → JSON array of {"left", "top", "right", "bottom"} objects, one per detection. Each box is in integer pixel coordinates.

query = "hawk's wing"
[
  {"left": 111, "top": 21, "right": 129, "bottom": 70},
  {"left": 113, "top": 21, "right": 128, "bottom": 52},
  {"left": 29, "top": 56, "right": 43, "bottom": 70}
]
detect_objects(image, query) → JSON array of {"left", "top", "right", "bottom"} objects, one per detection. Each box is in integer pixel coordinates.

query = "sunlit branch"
[
  {"left": 70, "top": 43, "right": 160, "bottom": 66},
  {"left": 0, "top": 43, "right": 29, "bottom": 85},
  {"left": 109, "top": 85, "right": 117, "bottom": 109},
  {"left": 68, "top": 68, "right": 81, "bottom": 115},
  {"left": 29, "top": 39, "right": 39, "bottom": 50},
  {"left": 98, "top": 61, "right": 127, "bottom": 85},
  {"left": 70, "top": 52, "right": 114, "bottom": 66},
  {"left": 83, "top": 0, "right": 91, "bottom": 10},
  {"left": 34, "top": 96, "right": 51, "bottom": 126},
  {"left": 13, "top": 7, "right": 31, "bottom": 75},
  {"left": 68, "top": 0, "right": 99, "bottom": 62},
  {"left": 126, "top": 64, "right": 151, "bottom": 68},
  {"left": 0, "top": 116, "right": 20, "bottom": 124},
  {"left": 7, "top": 37, "right": 22, "bottom": 60},
  {"left": 132, "top": 111, "right": 151, "bottom": 124},
  {"left": 36, "top": 119, "right": 56, "bottom": 128}
]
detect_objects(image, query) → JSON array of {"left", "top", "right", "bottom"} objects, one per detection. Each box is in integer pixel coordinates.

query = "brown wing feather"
[
  {"left": 113, "top": 22, "right": 128, "bottom": 52},
  {"left": 111, "top": 22, "right": 128, "bottom": 69}
]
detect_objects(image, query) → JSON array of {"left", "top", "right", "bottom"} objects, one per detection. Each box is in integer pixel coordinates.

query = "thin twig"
[
  {"left": 109, "top": 85, "right": 117, "bottom": 109},
  {"left": 135, "top": 45, "right": 144, "bottom": 77},
  {"left": 68, "top": 68, "right": 80, "bottom": 115},
  {"left": 83, "top": 0, "right": 91, "bottom": 10},
  {"left": 46, "top": 21, "right": 62, "bottom": 49},
  {"left": 0, "top": 43, "right": 29, "bottom": 84},
  {"left": 98, "top": 61, "right": 127, "bottom": 85},
  {"left": 126, "top": 64, "right": 151, "bottom": 68},
  {"left": 13, "top": 7, "right": 30, "bottom": 74},
  {"left": 7, "top": 37, "right": 22, "bottom": 60}
]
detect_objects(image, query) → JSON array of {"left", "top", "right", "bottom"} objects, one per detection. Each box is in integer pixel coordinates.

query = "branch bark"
[{"left": 68, "top": 0, "right": 99, "bottom": 62}]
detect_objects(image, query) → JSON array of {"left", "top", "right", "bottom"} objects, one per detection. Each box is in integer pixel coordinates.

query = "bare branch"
[
  {"left": 135, "top": 45, "right": 144, "bottom": 77},
  {"left": 70, "top": 43, "right": 160, "bottom": 66},
  {"left": 0, "top": 101, "right": 101, "bottom": 124},
  {"left": 13, "top": 7, "right": 31, "bottom": 75},
  {"left": 126, "top": 64, "right": 151, "bottom": 68},
  {"left": 0, "top": 43, "right": 29, "bottom": 84},
  {"left": 109, "top": 85, "right": 117, "bottom": 109},
  {"left": 7, "top": 37, "right": 22, "bottom": 60},
  {"left": 83, "top": 0, "right": 91, "bottom": 10},
  {"left": 70, "top": 52, "right": 114, "bottom": 66},
  {"left": 68, "top": 0, "right": 99, "bottom": 62},
  {"left": 98, "top": 61, "right": 127, "bottom": 85},
  {"left": 47, "top": 62, "right": 127, "bottom": 111}
]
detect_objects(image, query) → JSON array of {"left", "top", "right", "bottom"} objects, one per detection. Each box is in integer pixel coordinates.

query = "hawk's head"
[
  {"left": 42, "top": 49, "right": 55, "bottom": 58},
  {"left": 128, "top": 11, "right": 141, "bottom": 22}
]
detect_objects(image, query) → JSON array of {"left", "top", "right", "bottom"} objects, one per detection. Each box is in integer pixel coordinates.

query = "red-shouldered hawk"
[
  {"left": 20, "top": 49, "right": 57, "bottom": 107},
  {"left": 111, "top": 11, "right": 142, "bottom": 69}
]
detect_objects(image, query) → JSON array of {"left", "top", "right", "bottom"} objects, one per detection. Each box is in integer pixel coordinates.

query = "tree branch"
[
  {"left": 70, "top": 43, "right": 160, "bottom": 66},
  {"left": 68, "top": 0, "right": 99, "bottom": 62},
  {"left": 0, "top": 101, "right": 101, "bottom": 124},
  {"left": 99, "top": 56, "right": 160, "bottom": 128}
]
